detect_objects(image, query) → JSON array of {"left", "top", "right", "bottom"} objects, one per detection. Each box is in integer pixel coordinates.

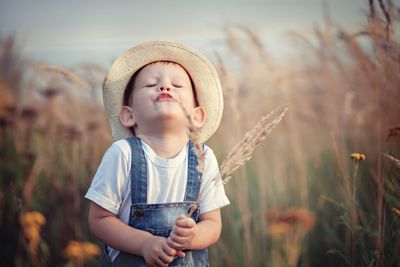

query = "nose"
[{"left": 158, "top": 83, "right": 171, "bottom": 92}]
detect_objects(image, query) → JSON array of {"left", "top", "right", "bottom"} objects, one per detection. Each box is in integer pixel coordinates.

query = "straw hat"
[{"left": 102, "top": 41, "right": 223, "bottom": 142}]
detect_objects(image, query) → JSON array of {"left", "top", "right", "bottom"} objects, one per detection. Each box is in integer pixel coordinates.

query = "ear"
[
  {"left": 119, "top": 106, "right": 136, "bottom": 128},
  {"left": 191, "top": 106, "right": 206, "bottom": 128}
]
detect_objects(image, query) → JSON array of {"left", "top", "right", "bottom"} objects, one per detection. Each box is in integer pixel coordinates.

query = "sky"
[{"left": 0, "top": 0, "right": 370, "bottom": 67}]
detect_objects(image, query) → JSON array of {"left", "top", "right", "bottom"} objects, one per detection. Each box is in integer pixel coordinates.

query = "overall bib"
[{"left": 100, "top": 137, "right": 210, "bottom": 267}]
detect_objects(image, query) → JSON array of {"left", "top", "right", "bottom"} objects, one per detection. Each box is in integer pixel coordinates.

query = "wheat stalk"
[
  {"left": 189, "top": 106, "right": 288, "bottom": 216},
  {"left": 384, "top": 154, "right": 400, "bottom": 168},
  {"left": 33, "top": 64, "right": 90, "bottom": 91},
  {"left": 219, "top": 106, "right": 288, "bottom": 183},
  {"left": 187, "top": 117, "right": 205, "bottom": 174},
  {"left": 175, "top": 101, "right": 206, "bottom": 216},
  {"left": 178, "top": 102, "right": 205, "bottom": 173}
]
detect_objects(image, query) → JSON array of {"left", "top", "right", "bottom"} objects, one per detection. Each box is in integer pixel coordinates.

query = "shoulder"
[
  {"left": 100, "top": 139, "right": 132, "bottom": 163},
  {"left": 97, "top": 139, "right": 133, "bottom": 170},
  {"left": 85, "top": 140, "right": 133, "bottom": 214},
  {"left": 203, "top": 144, "right": 218, "bottom": 164},
  {"left": 113, "top": 139, "right": 131, "bottom": 158},
  {"left": 200, "top": 144, "right": 219, "bottom": 177},
  {"left": 96, "top": 139, "right": 132, "bottom": 172}
]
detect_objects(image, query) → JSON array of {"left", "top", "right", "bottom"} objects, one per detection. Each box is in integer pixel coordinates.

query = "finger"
[
  {"left": 172, "top": 225, "right": 192, "bottom": 237},
  {"left": 175, "top": 217, "right": 195, "bottom": 228},
  {"left": 176, "top": 250, "right": 186, "bottom": 258},
  {"left": 162, "top": 241, "right": 177, "bottom": 257},
  {"left": 170, "top": 231, "right": 187, "bottom": 242},
  {"left": 169, "top": 233, "right": 189, "bottom": 245},
  {"left": 166, "top": 237, "right": 179, "bottom": 249},
  {"left": 150, "top": 256, "right": 168, "bottom": 267},
  {"left": 155, "top": 260, "right": 168, "bottom": 267},
  {"left": 158, "top": 253, "right": 175, "bottom": 266},
  {"left": 176, "top": 215, "right": 187, "bottom": 221},
  {"left": 153, "top": 258, "right": 167, "bottom": 267},
  {"left": 168, "top": 238, "right": 188, "bottom": 251},
  {"left": 167, "top": 236, "right": 185, "bottom": 250}
]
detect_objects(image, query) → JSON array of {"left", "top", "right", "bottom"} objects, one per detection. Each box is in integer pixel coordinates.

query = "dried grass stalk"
[
  {"left": 193, "top": 105, "right": 288, "bottom": 210},
  {"left": 187, "top": 116, "right": 205, "bottom": 173},
  {"left": 179, "top": 102, "right": 205, "bottom": 173},
  {"left": 384, "top": 154, "right": 400, "bottom": 168},
  {"left": 33, "top": 64, "right": 90, "bottom": 91},
  {"left": 178, "top": 102, "right": 205, "bottom": 216},
  {"left": 220, "top": 106, "right": 288, "bottom": 182}
]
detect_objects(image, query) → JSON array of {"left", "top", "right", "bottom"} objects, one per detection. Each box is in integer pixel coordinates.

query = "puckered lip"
[{"left": 156, "top": 93, "right": 176, "bottom": 101}]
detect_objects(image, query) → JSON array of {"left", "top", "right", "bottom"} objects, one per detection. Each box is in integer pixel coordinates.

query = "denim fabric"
[{"left": 100, "top": 137, "right": 209, "bottom": 267}]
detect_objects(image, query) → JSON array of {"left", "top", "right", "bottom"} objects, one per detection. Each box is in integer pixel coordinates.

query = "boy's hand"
[
  {"left": 142, "top": 235, "right": 182, "bottom": 267},
  {"left": 167, "top": 215, "right": 198, "bottom": 250}
]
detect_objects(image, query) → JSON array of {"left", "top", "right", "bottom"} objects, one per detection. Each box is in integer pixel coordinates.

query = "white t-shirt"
[{"left": 85, "top": 139, "right": 230, "bottom": 260}]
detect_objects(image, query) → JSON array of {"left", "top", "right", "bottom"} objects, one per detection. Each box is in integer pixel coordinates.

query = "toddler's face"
[{"left": 128, "top": 62, "right": 197, "bottom": 127}]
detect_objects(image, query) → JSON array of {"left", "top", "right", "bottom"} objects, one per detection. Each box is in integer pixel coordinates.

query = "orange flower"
[
  {"left": 19, "top": 211, "right": 46, "bottom": 265},
  {"left": 20, "top": 211, "right": 46, "bottom": 227},
  {"left": 265, "top": 208, "right": 316, "bottom": 231},
  {"left": 350, "top": 153, "right": 366, "bottom": 161},
  {"left": 64, "top": 240, "right": 101, "bottom": 263},
  {"left": 265, "top": 208, "right": 316, "bottom": 267}
]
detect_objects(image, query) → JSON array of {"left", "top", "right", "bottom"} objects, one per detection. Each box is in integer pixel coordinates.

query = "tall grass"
[
  {"left": 0, "top": 1, "right": 399, "bottom": 266},
  {"left": 0, "top": 36, "right": 109, "bottom": 266},
  {"left": 212, "top": 1, "right": 400, "bottom": 265}
]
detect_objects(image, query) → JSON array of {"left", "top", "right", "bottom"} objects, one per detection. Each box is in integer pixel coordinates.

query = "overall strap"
[
  {"left": 127, "top": 137, "right": 148, "bottom": 204},
  {"left": 184, "top": 140, "right": 203, "bottom": 202}
]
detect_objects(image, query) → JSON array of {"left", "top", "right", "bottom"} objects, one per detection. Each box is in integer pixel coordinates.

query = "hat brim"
[{"left": 103, "top": 41, "right": 223, "bottom": 142}]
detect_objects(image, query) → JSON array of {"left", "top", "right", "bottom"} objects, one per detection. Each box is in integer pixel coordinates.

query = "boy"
[{"left": 85, "top": 41, "right": 229, "bottom": 267}]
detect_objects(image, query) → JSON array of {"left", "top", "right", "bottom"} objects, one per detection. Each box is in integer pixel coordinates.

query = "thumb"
[
  {"left": 176, "top": 250, "right": 186, "bottom": 258},
  {"left": 177, "top": 215, "right": 187, "bottom": 221}
]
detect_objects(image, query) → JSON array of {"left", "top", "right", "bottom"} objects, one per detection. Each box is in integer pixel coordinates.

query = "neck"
[{"left": 135, "top": 130, "right": 189, "bottom": 159}]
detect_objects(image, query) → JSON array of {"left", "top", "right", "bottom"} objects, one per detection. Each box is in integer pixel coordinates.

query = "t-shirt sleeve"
[
  {"left": 85, "top": 142, "right": 130, "bottom": 214},
  {"left": 198, "top": 146, "right": 230, "bottom": 214}
]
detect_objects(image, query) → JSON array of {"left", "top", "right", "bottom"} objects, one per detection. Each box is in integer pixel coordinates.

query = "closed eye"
[
  {"left": 145, "top": 83, "right": 157, "bottom": 87},
  {"left": 173, "top": 84, "right": 183, "bottom": 88}
]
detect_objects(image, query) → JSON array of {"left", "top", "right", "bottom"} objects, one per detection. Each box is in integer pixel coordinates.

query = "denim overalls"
[{"left": 100, "top": 137, "right": 209, "bottom": 267}]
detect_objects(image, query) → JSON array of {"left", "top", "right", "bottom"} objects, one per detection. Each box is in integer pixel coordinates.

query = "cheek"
[
  {"left": 132, "top": 90, "right": 151, "bottom": 105},
  {"left": 180, "top": 91, "right": 196, "bottom": 105}
]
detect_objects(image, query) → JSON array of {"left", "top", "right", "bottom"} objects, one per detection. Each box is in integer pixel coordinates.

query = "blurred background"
[{"left": 0, "top": 0, "right": 399, "bottom": 266}]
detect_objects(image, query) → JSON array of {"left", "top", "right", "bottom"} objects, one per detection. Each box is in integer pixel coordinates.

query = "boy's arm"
[
  {"left": 167, "top": 208, "right": 222, "bottom": 251},
  {"left": 88, "top": 202, "right": 181, "bottom": 266}
]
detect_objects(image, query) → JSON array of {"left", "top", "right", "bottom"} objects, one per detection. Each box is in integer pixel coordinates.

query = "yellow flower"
[
  {"left": 20, "top": 211, "right": 46, "bottom": 227},
  {"left": 64, "top": 241, "right": 101, "bottom": 262},
  {"left": 350, "top": 153, "right": 366, "bottom": 161},
  {"left": 83, "top": 242, "right": 101, "bottom": 257},
  {"left": 19, "top": 211, "right": 46, "bottom": 262},
  {"left": 64, "top": 241, "right": 82, "bottom": 259}
]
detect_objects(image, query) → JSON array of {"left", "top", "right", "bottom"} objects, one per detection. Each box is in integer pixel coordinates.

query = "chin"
[
  {"left": 160, "top": 114, "right": 186, "bottom": 122},
  {"left": 156, "top": 109, "right": 185, "bottom": 119},
  {"left": 152, "top": 112, "right": 187, "bottom": 126}
]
